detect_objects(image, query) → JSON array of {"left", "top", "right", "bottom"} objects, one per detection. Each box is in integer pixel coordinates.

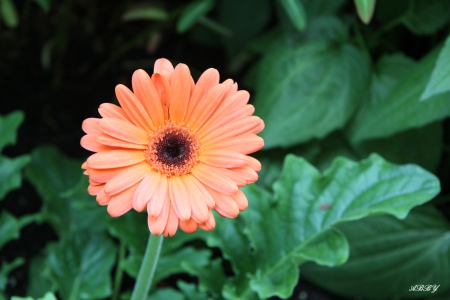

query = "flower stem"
[{"left": 130, "top": 233, "right": 164, "bottom": 300}]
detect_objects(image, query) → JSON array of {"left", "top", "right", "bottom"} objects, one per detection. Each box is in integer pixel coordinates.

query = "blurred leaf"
[
  {"left": 403, "top": 0, "right": 450, "bottom": 35},
  {"left": 33, "top": 0, "right": 50, "bottom": 13},
  {"left": 354, "top": 0, "right": 376, "bottom": 24},
  {"left": 0, "top": 111, "right": 24, "bottom": 152},
  {"left": 122, "top": 6, "right": 168, "bottom": 22},
  {"left": 0, "top": 211, "right": 20, "bottom": 249},
  {"left": 147, "top": 288, "right": 185, "bottom": 300},
  {"left": 0, "top": 155, "right": 31, "bottom": 200},
  {"left": 218, "top": 0, "right": 271, "bottom": 57},
  {"left": 302, "top": 206, "right": 450, "bottom": 299},
  {"left": 347, "top": 47, "right": 450, "bottom": 143},
  {"left": 41, "top": 39, "right": 54, "bottom": 71},
  {"left": 0, "top": 0, "right": 18, "bottom": 28},
  {"left": 177, "top": 0, "right": 215, "bottom": 33},
  {"left": 27, "top": 256, "right": 53, "bottom": 298},
  {"left": 355, "top": 121, "right": 443, "bottom": 172},
  {"left": 178, "top": 281, "right": 208, "bottom": 300},
  {"left": 0, "top": 257, "right": 24, "bottom": 290},
  {"left": 421, "top": 34, "right": 450, "bottom": 101},
  {"left": 202, "top": 154, "right": 439, "bottom": 299},
  {"left": 278, "top": 0, "right": 307, "bottom": 31},
  {"left": 24, "top": 146, "right": 83, "bottom": 235},
  {"left": 254, "top": 42, "right": 370, "bottom": 148},
  {"left": 183, "top": 258, "right": 227, "bottom": 298},
  {"left": 45, "top": 232, "right": 116, "bottom": 300},
  {"left": 11, "top": 292, "right": 57, "bottom": 300},
  {"left": 301, "top": 0, "right": 345, "bottom": 18},
  {"left": 197, "top": 16, "right": 232, "bottom": 37}
]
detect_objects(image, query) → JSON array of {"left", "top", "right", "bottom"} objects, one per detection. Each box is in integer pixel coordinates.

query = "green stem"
[
  {"left": 112, "top": 241, "right": 126, "bottom": 300},
  {"left": 130, "top": 234, "right": 164, "bottom": 300}
]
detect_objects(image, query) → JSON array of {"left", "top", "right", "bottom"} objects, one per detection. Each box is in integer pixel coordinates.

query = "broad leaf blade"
[
  {"left": 0, "top": 111, "right": 24, "bottom": 152},
  {"left": 177, "top": 0, "right": 215, "bottom": 33},
  {"left": 354, "top": 0, "right": 376, "bottom": 24},
  {"left": 0, "top": 155, "right": 30, "bottom": 199},
  {"left": 279, "top": 0, "right": 307, "bottom": 31}
]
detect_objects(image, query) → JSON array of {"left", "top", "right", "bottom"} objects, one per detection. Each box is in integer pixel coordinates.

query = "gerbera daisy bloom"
[{"left": 81, "top": 59, "right": 264, "bottom": 236}]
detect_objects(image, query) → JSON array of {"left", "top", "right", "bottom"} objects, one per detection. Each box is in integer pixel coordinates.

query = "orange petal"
[
  {"left": 82, "top": 118, "right": 102, "bottom": 135},
  {"left": 249, "top": 118, "right": 265, "bottom": 135},
  {"left": 248, "top": 156, "right": 262, "bottom": 172},
  {"left": 88, "top": 184, "right": 103, "bottom": 195},
  {"left": 189, "top": 175, "right": 215, "bottom": 208},
  {"left": 206, "top": 186, "right": 239, "bottom": 218},
  {"left": 200, "top": 150, "right": 248, "bottom": 168},
  {"left": 87, "top": 150, "right": 145, "bottom": 169},
  {"left": 163, "top": 203, "right": 178, "bottom": 237},
  {"left": 188, "top": 84, "right": 225, "bottom": 130},
  {"left": 87, "top": 166, "right": 128, "bottom": 183},
  {"left": 184, "top": 68, "right": 220, "bottom": 122},
  {"left": 133, "top": 171, "right": 161, "bottom": 212},
  {"left": 154, "top": 58, "right": 174, "bottom": 81},
  {"left": 222, "top": 168, "right": 246, "bottom": 187},
  {"left": 147, "top": 194, "right": 170, "bottom": 235},
  {"left": 104, "top": 161, "right": 151, "bottom": 195},
  {"left": 96, "top": 188, "right": 111, "bottom": 206},
  {"left": 231, "top": 189, "right": 248, "bottom": 211},
  {"left": 98, "top": 118, "right": 149, "bottom": 144},
  {"left": 199, "top": 210, "right": 216, "bottom": 231},
  {"left": 81, "top": 135, "right": 116, "bottom": 152},
  {"left": 89, "top": 179, "right": 102, "bottom": 186},
  {"left": 204, "top": 134, "right": 264, "bottom": 155},
  {"left": 98, "top": 103, "right": 130, "bottom": 121},
  {"left": 183, "top": 175, "right": 209, "bottom": 223},
  {"left": 107, "top": 182, "right": 138, "bottom": 217},
  {"left": 203, "top": 116, "right": 263, "bottom": 144},
  {"left": 191, "top": 163, "right": 238, "bottom": 195},
  {"left": 152, "top": 73, "right": 171, "bottom": 120},
  {"left": 96, "top": 134, "right": 147, "bottom": 149},
  {"left": 168, "top": 176, "right": 191, "bottom": 221},
  {"left": 115, "top": 84, "right": 153, "bottom": 131},
  {"left": 179, "top": 218, "right": 199, "bottom": 233},
  {"left": 81, "top": 161, "right": 88, "bottom": 169},
  {"left": 169, "top": 64, "right": 191, "bottom": 122},
  {"left": 230, "top": 166, "right": 258, "bottom": 184},
  {"left": 148, "top": 175, "right": 168, "bottom": 217},
  {"left": 132, "top": 69, "right": 165, "bottom": 128}
]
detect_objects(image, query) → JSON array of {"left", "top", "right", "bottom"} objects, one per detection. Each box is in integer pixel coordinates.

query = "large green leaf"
[
  {"left": 24, "top": 146, "right": 84, "bottom": 235},
  {"left": 26, "top": 256, "right": 53, "bottom": 298},
  {"left": 0, "top": 155, "right": 30, "bottom": 200},
  {"left": 354, "top": 0, "right": 376, "bottom": 24},
  {"left": 347, "top": 48, "right": 450, "bottom": 143},
  {"left": 0, "top": 211, "right": 21, "bottom": 249},
  {"left": 421, "top": 34, "right": 450, "bottom": 101},
  {"left": 203, "top": 154, "right": 440, "bottom": 299},
  {"left": 44, "top": 232, "right": 116, "bottom": 300},
  {"left": 0, "top": 111, "right": 24, "bottom": 152},
  {"left": 254, "top": 42, "right": 370, "bottom": 148},
  {"left": 302, "top": 205, "right": 450, "bottom": 299},
  {"left": 402, "top": 0, "right": 450, "bottom": 35},
  {"left": 177, "top": 0, "right": 215, "bottom": 33},
  {"left": 0, "top": 257, "right": 24, "bottom": 291}
]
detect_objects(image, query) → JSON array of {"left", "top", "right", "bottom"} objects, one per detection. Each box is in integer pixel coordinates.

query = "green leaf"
[
  {"left": 421, "top": 35, "right": 450, "bottom": 101},
  {"left": 254, "top": 42, "right": 370, "bottom": 148},
  {"left": 0, "top": 111, "right": 24, "bottom": 152},
  {"left": 147, "top": 288, "right": 185, "bottom": 300},
  {"left": 0, "top": 155, "right": 30, "bottom": 200},
  {"left": 177, "top": 0, "right": 215, "bottom": 33},
  {"left": 302, "top": 205, "right": 450, "bottom": 298},
  {"left": 347, "top": 47, "right": 450, "bottom": 143},
  {"left": 122, "top": 6, "right": 169, "bottom": 22},
  {"left": 403, "top": 0, "right": 450, "bottom": 35},
  {"left": 0, "top": 0, "right": 18, "bottom": 28},
  {"left": 177, "top": 281, "right": 208, "bottom": 300},
  {"left": 278, "top": 0, "right": 307, "bottom": 31},
  {"left": 0, "top": 257, "right": 24, "bottom": 291},
  {"left": 11, "top": 292, "right": 57, "bottom": 300},
  {"left": 301, "top": 0, "right": 345, "bottom": 18},
  {"left": 355, "top": 121, "right": 443, "bottom": 172},
  {"left": 353, "top": 0, "right": 376, "bottom": 24},
  {"left": 183, "top": 258, "right": 227, "bottom": 298},
  {"left": 45, "top": 232, "right": 116, "bottom": 300},
  {"left": 25, "top": 146, "right": 83, "bottom": 235},
  {"left": 26, "top": 256, "right": 53, "bottom": 298},
  {"left": 0, "top": 211, "right": 20, "bottom": 249},
  {"left": 33, "top": 0, "right": 50, "bottom": 12}
]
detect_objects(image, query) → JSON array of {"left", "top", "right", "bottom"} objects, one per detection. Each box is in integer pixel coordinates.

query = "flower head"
[{"left": 81, "top": 59, "right": 264, "bottom": 236}]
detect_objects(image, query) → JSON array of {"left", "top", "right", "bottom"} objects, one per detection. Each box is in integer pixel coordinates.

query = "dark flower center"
[{"left": 156, "top": 133, "right": 190, "bottom": 166}]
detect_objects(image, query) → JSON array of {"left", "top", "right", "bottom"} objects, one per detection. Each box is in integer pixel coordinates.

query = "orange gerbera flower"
[{"left": 81, "top": 59, "right": 264, "bottom": 236}]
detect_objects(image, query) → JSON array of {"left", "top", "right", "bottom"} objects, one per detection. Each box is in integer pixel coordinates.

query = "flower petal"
[
  {"left": 133, "top": 171, "right": 161, "bottom": 212},
  {"left": 147, "top": 193, "right": 170, "bottom": 235},
  {"left": 96, "top": 134, "right": 147, "bottom": 149},
  {"left": 104, "top": 161, "right": 151, "bottom": 195},
  {"left": 189, "top": 175, "right": 215, "bottom": 209},
  {"left": 152, "top": 73, "right": 171, "bottom": 120},
  {"left": 154, "top": 58, "right": 174, "bottom": 80},
  {"left": 248, "top": 156, "right": 262, "bottom": 172},
  {"left": 203, "top": 116, "right": 263, "bottom": 145},
  {"left": 168, "top": 176, "right": 191, "bottom": 221},
  {"left": 191, "top": 163, "right": 238, "bottom": 195},
  {"left": 148, "top": 175, "right": 168, "bottom": 217},
  {"left": 169, "top": 64, "right": 191, "bottom": 122},
  {"left": 204, "top": 134, "right": 264, "bottom": 155},
  {"left": 188, "top": 84, "right": 225, "bottom": 130},
  {"left": 200, "top": 150, "right": 248, "bottom": 168},
  {"left": 87, "top": 166, "right": 128, "bottom": 183},
  {"left": 107, "top": 182, "right": 138, "bottom": 217},
  {"left": 231, "top": 189, "right": 248, "bottom": 211},
  {"left": 81, "top": 135, "right": 116, "bottom": 152},
  {"left": 96, "top": 188, "right": 111, "bottom": 206},
  {"left": 163, "top": 203, "right": 178, "bottom": 237},
  {"left": 230, "top": 166, "right": 258, "bottom": 184},
  {"left": 98, "top": 118, "right": 149, "bottom": 144},
  {"left": 115, "top": 84, "right": 153, "bottom": 131},
  {"left": 98, "top": 103, "right": 130, "bottom": 121},
  {"left": 183, "top": 175, "right": 209, "bottom": 223},
  {"left": 132, "top": 69, "right": 165, "bottom": 128},
  {"left": 185, "top": 68, "right": 220, "bottom": 122},
  {"left": 87, "top": 150, "right": 145, "bottom": 169},
  {"left": 82, "top": 118, "right": 102, "bottom": 135},
  {"left": 206, "top": 186, "right": 239, "bottom": 218},
  {"left": 88, "top": 184, "right": 103, "bottom": 195},
  {"left": 179, "top": 218, "right": 199, "bottom": 233},
  {"left": 199, "top": 210, "right": 216, "bottom": 231}
]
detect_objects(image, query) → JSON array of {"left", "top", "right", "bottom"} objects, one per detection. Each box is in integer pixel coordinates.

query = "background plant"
[{"left": 1, "top": 0, "right": 449, "bottom": 299}]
